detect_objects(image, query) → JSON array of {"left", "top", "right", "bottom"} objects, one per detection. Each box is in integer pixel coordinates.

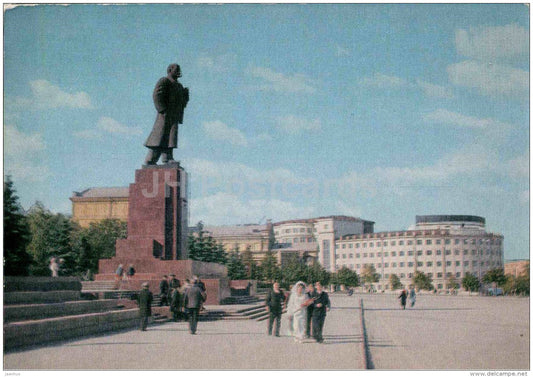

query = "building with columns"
[{"left": 70, "top": 187, "right": 129, "bottom": 228}]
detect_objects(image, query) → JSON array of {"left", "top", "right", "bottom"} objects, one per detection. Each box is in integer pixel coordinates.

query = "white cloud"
[
  {"left": 455, "top": 24, "right": 529, "bottom": 61},
  {"left": 97, "top": 117, "right": 142, "bottom": 136},
  {"left": 416, "top": 80, "right": 454, "bottom": 99},
  {"left": 276, "top": 115, "right": 321, "bottom": 134},
  {"left": 197, "top": 54, "right": 237, "bottom": 73},
  {"left": 247, "top": 66, "right": 316, "bottom": 93},
  {"left": 423, "top": 109, "right": 512, "bottom": 131},
  {"left": 335, "top": 44, "right": 350, "bottom": 57},
  {"left": 73, "top": 129, "right": 102, "bottom": 140},
  {"left": 190, "top": 192, "right": 314, "bottom": 225},
  {"left": 4, "top": 124, "right": 50, "bottom": 182},
  {"left": 359, "top": 73, "right": 409, "bottom": 89},
  {"left": 503, "top": 152, "right": 529, "bottom": 179},
  {"left": 29, "top": 80, "right": 94, "bottom": 109},
  {"left": 202, "top": 120, "right": 248, "bottom": 146},
  {"left": 447, "top": 60, "right": 529, "bottom": 98}
]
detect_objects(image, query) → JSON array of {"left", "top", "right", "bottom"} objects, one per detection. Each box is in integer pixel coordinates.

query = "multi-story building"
[
  {"left": 505, "top": 259, "right": 529, "bottom": 277},
  {"left": 273, "top": 216, "right": 375, "bottom": 270},
  {"left": 335, "top": 215, "right": 504, "bottom": 291},
  {"left": 202, "top": 223, "right": 272, "bottom": 262},
  {"left": 70, "top": 187, "right": 129, "bottom": 227}
]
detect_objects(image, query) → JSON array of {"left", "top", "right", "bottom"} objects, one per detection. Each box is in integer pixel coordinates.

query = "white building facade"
[{"left": 334, "top": 215, "right": 504, "bottom": 291}]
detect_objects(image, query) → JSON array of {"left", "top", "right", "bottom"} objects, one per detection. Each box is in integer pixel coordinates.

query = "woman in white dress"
[{"left": 286, "top": 281, "right": 308, "bottom": 343}]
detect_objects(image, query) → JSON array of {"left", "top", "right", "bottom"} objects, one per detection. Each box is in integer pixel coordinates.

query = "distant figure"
[
  {"left": 137, "top": 282, "right": 153, "bottom": 331},
  {"left": 127, "top": 264, "right": 136, "bottom": 278},
  {"left": 144, "top": 63, "right": 189, "bottom": 165},
  {"left": 184, "top": 278, "right": 205, "bottom": 334},
  {"left": 114, "top": 264, "right": 124, "bottom": 289},
  {"left": 265, "top": 282, "right": 286, "bottom": 337},
  {"left": 409, "top": 288, "right": 416, "bottom": 307},
  {"left": 49, "top": 257, "right": 60, "bottom": 278},
  {"left": 170, "top": 287, "right": 181, "bottom": 322},
  {"left": 286, "top": 282, "right": 309, "bottom": 343},
  {"left": 305, "top": 283, "right": 318, "bottom": 338},
  {"left": 312, "top": 281, "right": 330, "bottom": 343},
  {"left": 169, "top": 274, "right": 180, "bottom": 304},
  {"left": 398, "top": 289, "right": 407, "bottom": 310},
  {"left": 159, "top": 275, "right": 170, "bottom": 306}
]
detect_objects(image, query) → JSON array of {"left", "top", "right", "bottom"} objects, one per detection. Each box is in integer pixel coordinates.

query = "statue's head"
[{"left": 167, "top": 63, "right": 182, "bottom": 79}]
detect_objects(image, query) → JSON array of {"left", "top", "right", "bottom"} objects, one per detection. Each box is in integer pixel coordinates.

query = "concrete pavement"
[
  {"left": 4, "top": 295, "right": 365, "bottom": 370},
  {"left": 3, "top": 294, "right": 529, "bottom": 370}
]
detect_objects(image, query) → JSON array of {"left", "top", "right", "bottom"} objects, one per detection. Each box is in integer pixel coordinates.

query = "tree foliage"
[
  {"left": 446, "top": 275, "right": 460, "bottom": 290},
  {"left": 70, "top": 219, "right": 127, "bottom": 276},
  {"left": 331, "top": 266, "right": 359, "bottom": 287},
  {"left": 412, "top": 271, "right": 434, "bottom": 291},
  {"left": 187, "top": 222, "right": 227, "bottom": 264},
  {"left": 260, "top": 250, "right": 281, "bottom": 283},
  {"left": 482, "top": 268, "right": 507, "bottom": 286},
  {"left": 3, "top": 177, "right": 32, "bottom": 276},
  {"left": 388, "top": 273, "right": 402, "bottom": 290},
  {"left": 26, "top": 202, "right": 74, "bottom": 276},
  {"left": 360, "top": 264, "right": 380, "bottom": 286},
  {"left": 462, "top": 272, "right": 480, "bottom": 293},
  {"left": 226, "top": 247, "right": 248, "bottom": 280}
]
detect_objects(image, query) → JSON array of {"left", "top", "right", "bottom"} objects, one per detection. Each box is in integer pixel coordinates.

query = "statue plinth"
[{"left": 96, "top": 164, "right": 229, "bottom": 304}]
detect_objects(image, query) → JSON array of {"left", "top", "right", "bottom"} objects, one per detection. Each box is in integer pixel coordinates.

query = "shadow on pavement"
[
  {"left": 64, "top": 342, "right": 161, "bottom": 347},
  {"left": 364, "top": 308, "right": 474, "bottom": 311}
]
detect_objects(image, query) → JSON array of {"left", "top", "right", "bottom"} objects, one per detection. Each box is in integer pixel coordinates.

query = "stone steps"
[
  {"left": 4, "top": 300, "right": 123, "bottom": 322},
  {"left": 4, "top": 291, "right": 81, "bottom": 305}
]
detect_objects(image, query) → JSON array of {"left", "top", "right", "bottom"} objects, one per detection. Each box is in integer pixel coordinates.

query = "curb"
[{"left": 359, "top": 298, "right": 370, "bottom": 369}]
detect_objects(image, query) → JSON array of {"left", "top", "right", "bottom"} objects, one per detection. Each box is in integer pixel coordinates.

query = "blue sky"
[{"left": 3, "top": 4, "right": 529, "bottom": 260}]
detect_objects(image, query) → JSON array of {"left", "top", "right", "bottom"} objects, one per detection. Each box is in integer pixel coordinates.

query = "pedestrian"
[
  {"left": 286, "top": 282, "right": 309, "bottom": 343},
  {"left": 137, "top": 282, "right": 153, "bottom": 331},
  {"left": 159, "top": 275, "right": 170, "bottom": 306},
  {"left": 305, "top": 282, "right": 318, "bottom": 338},
  {"left": 127, "top": 264, "right": 136, "bottom": 278},
  {"left": 312, "top": 281, "right": 330, "bottom": 343},
  {"left": 184, "top": 278, "right": 205, "bottom": 334},
  {"left": 409, "top": 287, "right": 416, "bottom": 307},
  {"left": 169, "top": 274, "right": 180, "bottom": 304},
  {"left": 170, "top": 287, "right": 181, "bottom": 321},
  {"left": 286, "top": 284, "right": 293, "bottom": 336},
  {"left": 398, "top": 289, "right": 407, "bottom": 310},
  {"left": 265, "top": 281, "right": 286, "bottom": 337},
  {"left": 114, "top": 264, "right": 124, "bottom": 289},
  {"left": 194, "top": 276, "right": 207, "bottom": 311},
  {"left": 49, "top": 257, "right": 60, "bottom": 278}
]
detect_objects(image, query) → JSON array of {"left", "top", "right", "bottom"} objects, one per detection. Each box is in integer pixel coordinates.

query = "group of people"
[
  {"left": 398, "top": 287, "right": 417, "bottom": 309},
  {"left": 265, "top": 281, "right": 330, "bottom": 343},
  {"left": 114, "top": 264, "right": 136, "bottom": 289},
  {"left": 137, "top": 275, "right": 207, "bottom": 334}
]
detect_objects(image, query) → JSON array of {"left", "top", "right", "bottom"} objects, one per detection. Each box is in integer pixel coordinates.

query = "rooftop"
[{"left": 71, "top": 187, "right": 129, "bottom": 199}]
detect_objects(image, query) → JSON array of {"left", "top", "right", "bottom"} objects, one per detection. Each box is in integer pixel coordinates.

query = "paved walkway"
[
  {"left": 362, "top": 294, "right": 530, "bottom": 370},
  {"left": 4, "top": 295, "right": 365, "bottom": 370}
]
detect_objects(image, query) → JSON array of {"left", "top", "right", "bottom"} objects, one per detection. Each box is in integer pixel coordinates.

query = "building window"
[
  {"left": 349, "top": 253, "right": 353, "bottom": 258},
  {"left": 377, "top": 252, "right": 382, "bottom": 257},
  {"left": 408, "top": 262, "right": 414, "bottom": 267},
  {"left": 455, "top": 250, "right": 460, "bottom": 255},
  {"left": 417, "top": 250, "right": 423, "bottom": 256},
  {"left": 436, "top": 240, "right": 441, "bottom": 245},
  {"left": 436, "top": 250, "right": 442, "bottom": 255},
  {"left": 400, "top": 273, "right": 405, "bottom": 278},
  {"left": 391, "top": 241, "right": 396, "bottom": 246},
  {"left": 356, "top": 243, "right": 360, "bottom": 248},
  {"left": 363, "top": 243, "right": 367, "bottom": 248},
  {"left": 426, "top": 261, "right": 432, "bottom": 267},
  {"left": 377, "top": 263, "right": 382, "bottom": 268},
  {"left": 446, "top": 261, "right": 451, "bottom": 266},
  {"left": 384, "top": 263, "right": 389, "bottom": 268},
  {"left": 391, "top": 251, "right": 397, "bottom": 257},
  {"left": 426, "top": 250, "right": 432, "bottom": 256},
  {"left": 437, "top": 261, "right": 442, "bottom": 267},
  {"left": 384, "top": 252, "right": 389, "bottom": 257},
  {"left": 300, "top": 228, "right": 305, "bottom": 233},
  {"left": 437, "top": 273, "right": 442, "bottom": 278},
  {"left": 426, "top": 239, "right": 432, "bottom": 245},
  {"left": 349, "top": 243, "right": 353, "bottom": 248},
  {"left": 472, "top": 261, "right": 477, "bottom": 266},
  {"left": 408, "top": 251, "right": 414, "bottom": 256},
  {"left": 342, "top": 244, "right": 346, "bottom": 249},
  {"left": 392, "top": 262, "right": 397, "bottom": 267},
  {"left": 370, "top": 253, "right": 374, "bottom": 258},
  {"left": 294, "top": 238, "right": 298, "bottom": 243},
  {"left": 417, "top": 262, "right": 423, "bottom": 267},
  {"left": 324, "top": 224, "right": 329, "bottom": 230},
  {"left": 417, "top": 240, "right": 422, "bottom": 245},
  {"left": 445, "top": 250, "right": 451, "bottom": 255},
  {"left": 438, "top": 284, "right": 443, "bottom": 289},
  {"left": 445, "top": 239, "right": 451, "bottom": 244},
  {"left": 464, "top": 261, "right": 469, "bottom": 266},
  {"left": 363, "top": 253, "right": 368, "bottom": 258},
  {"left": 377, "top": 242, "right": 381, "bottom": 247},
  {"left": 399, "top": 251, "right": 405, "bottom": 256},
  {"left": 356, "top": 264, "right": 361, "bottom": 268},
  {"left": 342, "top": 254, "right": 346, "bottom": 259},
  {"left": 456, "top": 272, "right": 461, "bottom": 278},
  {"left": 400, "top": 262, "right": 405, "bottom": 267},
  {"left": 428, "top": 273, "right": 433, "bottom": 278},
  {"left": 383, "top": 241, "right": 388, "bottom": 246},
  {"left": 463, "top": 250, "right": 468, "bottom": 255},
  {"left": 456, "top": 261, "right": 460, "bottom": 266},
  {"left": 399, "top": 240, "right": 404, "bottom": 245},
  {"left": 407, "top": 240, "right": 413, "bottom": 245},
  {"left": 369, "top": 242, "right": 374, "bottom": 247},
  {"left": 356, "top": 253, "right": 360, "bottom": 258},
  {"left": 408, "top": 273, "right": 413, "bottom": 278},
  {"left": 455, "top": 239, "right": 460, "bottom": 245}
]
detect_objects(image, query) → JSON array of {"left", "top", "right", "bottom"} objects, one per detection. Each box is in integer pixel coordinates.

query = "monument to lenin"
[{"left": 95, "top": 64, "right": 229, "bottom": 304}]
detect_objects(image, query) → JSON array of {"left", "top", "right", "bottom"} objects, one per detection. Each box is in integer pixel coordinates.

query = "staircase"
[{"left": 4, "top": 277, "right": 151, "bottom": 350}]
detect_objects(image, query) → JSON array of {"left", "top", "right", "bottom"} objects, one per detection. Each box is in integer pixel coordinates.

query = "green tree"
[
  {"left": 332, "top": 266, "right": 359, "bottom": 288},
  {"left": 226, "top": 247, "right": 247, "bottom": 280},
  {"left": 388, "top": 274, "right": 402, "bottom": 290},
  {"left": 462, "top": 272, "right": 480, "bottom": 293},
  {"left": 412, "top": 271, "right": 434, "bottom": 291},
  {"left": 360, "top": 264, "right": 380, "bottom": 288},
  {"left": 260, "top": 250, "right": 281, "bottom": 283},
  {"left": 70, "top": 219, "right": 127, "bottom": 276},
  {"left": 26, "top": 202, "right": 74, "bottom": 276},
  {"left": 281, "top": 254, "right": 307, "bottom": 286},
  {"left": 482, "top": 268, "right": 507, "bottom": 287},
  {"left": 446, "top": 275, "right": 460, "bottom": 290},
  {"left": 187, "top": 222, "right": 227, "bottom": 264},
  {"left": 242, "top": 245, "right": 261, "bottom": 279},
  {"left": 306, "top": 260, "right": 330, "bottom": 286},
  {"left": 503, "top": 264, "right": 529, "bottom": 296},
  {"left": 3, "top": 176, "right": 32, "bottom": 276}
]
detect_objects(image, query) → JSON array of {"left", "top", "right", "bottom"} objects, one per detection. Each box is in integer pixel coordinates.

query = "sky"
[{"left": 3, "top": 3, "right": 530, "bottom": 261}]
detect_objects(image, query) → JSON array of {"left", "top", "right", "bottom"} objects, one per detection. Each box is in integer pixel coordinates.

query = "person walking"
[
  {"left": 170, "top": 287, "right": 181, "bottom": 321},
  {"left": 184, "top": 278, "right": 205, "bottom": 334},
  {"left": 159, "top": 275, "right": 170, "bottom": 306},
  {"left": 305, "top": 283, "right": 318, "bottom": 338},
  {"left": 286, "top": 282, "right": 309, "bottom": 343},
  {"left": 265, "top": 282, "right": 285, "bottom": 337},
  {"left": 398, "top": 289, "right": 407, "bottom": 310},
  {"left": 49, "top": 257, "right": 60, "bottom": 278},
  {"left": 137, "top": 282, "right": 153, "bottom": 331},
  {"left": 409, "top": 287, "right": 416, "bottom": 307},
  {"left": 114, "top": 264, "right": 124, "bottom": 289},
  {"left": 312, "top": 281, "right": 330, "bottom": 344}
]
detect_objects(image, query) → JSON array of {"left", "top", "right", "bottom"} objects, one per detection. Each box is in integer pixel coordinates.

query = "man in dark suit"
[
  {"left": 159, "top": 275, "right": 169, "bottom": 306},
  {"left": 265, "top": 282, "right": 285, "bottom": 337},
  {"left": 305, "top": 282, "right": 318, "bottom": 338},
  {"left": 184, "top": 278, "right": 205, "bottom": 334},
  {"left": 137, "top": 282, "right": 153, "bottom": 331},
  {"left": 312, "top": 281, "right": 330, "bottom": 343}
]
